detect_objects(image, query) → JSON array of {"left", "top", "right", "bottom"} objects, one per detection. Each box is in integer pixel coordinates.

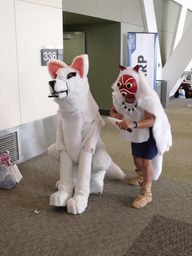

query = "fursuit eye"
[
  {"left": 117, "top": 82, "right": 121, "bottom": 87},
  {"left": 67, "top": 72, "right": 76, "bottom": 79},
  {"left": 126, "top": 83, "right": 132, "bottom": 89}
]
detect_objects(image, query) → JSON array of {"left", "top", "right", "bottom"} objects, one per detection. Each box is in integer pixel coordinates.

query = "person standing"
[{"left": 110, "top": 65, "right": 172, "bottom": 208}]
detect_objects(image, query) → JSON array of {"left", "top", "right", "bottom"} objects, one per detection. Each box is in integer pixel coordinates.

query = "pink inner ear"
[
  {"left": 48, "top": 61, "right": 65, "bottom": 78},
  {"left": 133, "top": 65, "right": 140, "bottom": 73},
  {"left": 71, "top": 57, "right": 84, "bottom": 78},
  {"left": 119, "top": 65, "right": 126, "bottom": 71}
]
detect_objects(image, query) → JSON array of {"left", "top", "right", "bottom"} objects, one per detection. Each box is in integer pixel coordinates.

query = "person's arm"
[
  {"left": 137, "top": 111, "right": 155, "bottom": 128},
  {"left": 110, "top": 106, "right": 123, "bottom": 120},
  {"left": 119, "top": 111, "right": 155, "bottom": 130}
]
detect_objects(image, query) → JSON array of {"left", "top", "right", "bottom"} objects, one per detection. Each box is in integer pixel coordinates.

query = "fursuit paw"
[
  {"left": 67, "top": 195, "right": 88, "bottom": 215},
  {"left": 50, "top": 191, "right": 71, "bottom": 207},
  {"left": 90, "top": 182, "right": 103, "bottom": 194}
]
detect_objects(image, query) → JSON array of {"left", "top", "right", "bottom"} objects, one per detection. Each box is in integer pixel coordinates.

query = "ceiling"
[{"left": 63, "top": 11, "right": 116, "bottom": 25}]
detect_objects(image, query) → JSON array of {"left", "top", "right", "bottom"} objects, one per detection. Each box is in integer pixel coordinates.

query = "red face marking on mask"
[{"left": 117, "top": 74, "right": 137, "bottom": 100}]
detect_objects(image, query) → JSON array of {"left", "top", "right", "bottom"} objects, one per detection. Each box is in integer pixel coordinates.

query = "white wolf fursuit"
[{"left": 47, "top": 54, "right": 125, "bottom": 215}]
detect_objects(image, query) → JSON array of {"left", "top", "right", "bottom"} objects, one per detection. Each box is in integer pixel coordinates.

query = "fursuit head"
[{"left": 47, "top": 54, "right": 125, "bottom": 215}]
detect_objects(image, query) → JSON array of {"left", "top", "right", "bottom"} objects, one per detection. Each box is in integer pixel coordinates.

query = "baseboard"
[{"left": 0, "top": 115, "right": 57, "bottom": 164}]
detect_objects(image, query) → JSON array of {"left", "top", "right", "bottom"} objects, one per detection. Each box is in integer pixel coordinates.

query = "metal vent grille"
[{"left": 0, "top": 131, "right": 19, "bottom": 163}]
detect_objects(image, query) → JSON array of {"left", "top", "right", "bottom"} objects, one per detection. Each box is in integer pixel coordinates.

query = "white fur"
[
  {"left": 112, "top": 67, "right": 172, "bottom": 180},
  {"left": 48, "top": 54, "right": 125, "bottom": 214}
]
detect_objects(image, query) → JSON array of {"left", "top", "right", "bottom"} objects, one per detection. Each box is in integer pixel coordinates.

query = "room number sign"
[{"left": 41, "top": 49, "right": 63, "bottom": 66}]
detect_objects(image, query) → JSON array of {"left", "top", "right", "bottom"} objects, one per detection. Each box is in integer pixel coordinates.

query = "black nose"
[{"left": 49, "top": 80, "right": 56, "bottom": 91}]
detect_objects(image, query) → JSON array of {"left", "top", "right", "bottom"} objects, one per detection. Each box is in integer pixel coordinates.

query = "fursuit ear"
[
  {"left": 48, "top": 60, "right": 66, "bottom": 79},
  {"left": 71, "top": 54, "right": 89, "bottom": 78},
  {"left": 119, "top": 65, "right": 126, "bottom": 71},
  {"left": 133, "top": 65, "right": 140, "bottom": 73}
]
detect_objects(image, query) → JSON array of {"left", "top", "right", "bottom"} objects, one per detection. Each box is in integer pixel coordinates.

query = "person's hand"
[{"left": 119, "top": 120, "right": 133, "bottom": 130}]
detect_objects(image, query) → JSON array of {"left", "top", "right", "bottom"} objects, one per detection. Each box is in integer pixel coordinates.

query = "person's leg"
[
  {"left": 142, "top": 159, "right": 153, "bottom": 187},
  {"left": 129, "top": 155, "right": 144, "bottom": 186},
  {"left": 133, "top": 155, "right": 143, "bottom": 170},
  {"left": 132, "top": 159, "right": 153, "bottom": 209}
]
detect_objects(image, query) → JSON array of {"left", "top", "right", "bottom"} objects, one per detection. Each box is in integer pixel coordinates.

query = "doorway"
[
  {"left": 63, "top": 11, "right": 121, "bottom": 111},
  {"left": 63, "top": 31, "right": 85, "bottom": 64}
]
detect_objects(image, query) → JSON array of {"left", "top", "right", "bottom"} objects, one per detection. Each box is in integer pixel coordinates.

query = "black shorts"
[{"left": 131, "top": 128, "right": 158, "bottom": 160}]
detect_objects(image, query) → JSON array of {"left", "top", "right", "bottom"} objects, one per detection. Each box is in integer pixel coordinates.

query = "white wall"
[
  {"left": 0, "top": 0, "right": 20, "bottom": 130},
  {"left": 18, "top": 0, "right": 62, "bottom": 8},
  {"left": 183, "top": 9, "right": 192, "bottom": 33},
  {"left": 154, "top": 0, "right": 180, "bottom": 65},
  {"left": 0, "top": 0, "right": 62, "bottom": 131},
  {"left": 62, "top": 0, "right": 143, "bottom": 26},
  {"left": 15, "top": 0, "right": 62, "bottom": 124}
]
